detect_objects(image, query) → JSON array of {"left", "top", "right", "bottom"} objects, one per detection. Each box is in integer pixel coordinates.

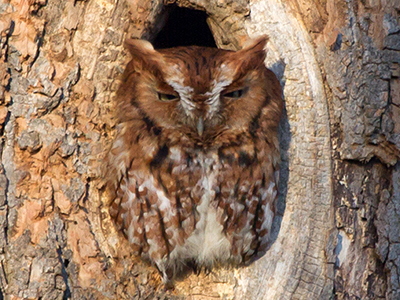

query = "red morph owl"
[{"left": 106, "top": 36, "right": 283, "bottom": 283}]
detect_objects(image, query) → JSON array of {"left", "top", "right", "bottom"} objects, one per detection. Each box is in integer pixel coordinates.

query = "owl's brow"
[
  {"left": 220, "top": 79, "right": 248, "bottom": 92},
  {"left": 157, "top": 81, "right": 178, "bottom": 94},
  {"left": 167, "top": 80, "right": 196, "bottom": 114}
]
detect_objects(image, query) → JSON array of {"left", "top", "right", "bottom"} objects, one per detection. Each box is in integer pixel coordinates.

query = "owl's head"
[{"left": 118, "top": 36, "right": 282, "bottom": 147}]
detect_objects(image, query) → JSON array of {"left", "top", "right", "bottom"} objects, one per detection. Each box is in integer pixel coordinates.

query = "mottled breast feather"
[{"left": 106, "top": 36, "right": 283, "bottom": 284}]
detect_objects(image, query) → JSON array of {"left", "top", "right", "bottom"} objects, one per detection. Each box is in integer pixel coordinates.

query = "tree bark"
[{"left": 0, "top": 0, "right": 399, "bottom": 299}]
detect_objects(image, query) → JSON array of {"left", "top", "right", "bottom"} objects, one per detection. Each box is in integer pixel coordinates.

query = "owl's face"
[{"left": 120, "top": 37, "right": 274, "bottom": 146}]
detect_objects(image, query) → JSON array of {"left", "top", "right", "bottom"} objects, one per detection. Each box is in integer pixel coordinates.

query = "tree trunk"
[{"left": 0, "top": 0, "right": 399, "bottom": 299}]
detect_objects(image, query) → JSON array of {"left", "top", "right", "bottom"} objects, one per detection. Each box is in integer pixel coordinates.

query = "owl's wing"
[
  {"left": 214, "top": 139, "right": 279, "bottom": 263},
  {"left": 109, "top": 146, "right": 203, "bottom": 264}
]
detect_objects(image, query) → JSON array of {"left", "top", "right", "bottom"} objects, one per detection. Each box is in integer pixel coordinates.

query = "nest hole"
[{"left": 152, "top": 6, "right": 216, "bottom": 49}]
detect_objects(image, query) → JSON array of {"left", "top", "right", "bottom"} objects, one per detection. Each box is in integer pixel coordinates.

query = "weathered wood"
[{"left": 0, "top": 0, "right": 399, "bottom": 299}]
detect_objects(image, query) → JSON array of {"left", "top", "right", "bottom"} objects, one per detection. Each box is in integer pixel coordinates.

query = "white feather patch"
[
  {"left": 167, "top": 80, "right": 195, "bottom": 117},
  {"left": 168, "top": 152, "right": 231, "bottom": 269},
  {"left": 204, "top": 79, "right": 232, "bottom": 118}
]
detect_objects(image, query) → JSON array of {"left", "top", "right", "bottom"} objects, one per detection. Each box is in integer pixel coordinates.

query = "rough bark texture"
[{"left": 0, "top": 0, "right": 399, "bottom": 299}]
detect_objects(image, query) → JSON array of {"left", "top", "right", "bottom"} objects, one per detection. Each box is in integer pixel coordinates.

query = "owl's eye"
[
  {"left": 158, "top": 93, "right": 179, "bottom": 102},
  {"left": 223, "top": 88, "right": 247, "bottom": 99}
]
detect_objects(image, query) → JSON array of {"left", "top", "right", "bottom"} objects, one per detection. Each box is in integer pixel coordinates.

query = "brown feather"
[{"left": 106, "top": 36, "right": 283, "bottom": 283}]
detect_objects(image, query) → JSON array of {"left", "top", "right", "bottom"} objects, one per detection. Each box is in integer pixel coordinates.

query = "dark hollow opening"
[{"left": 152, "top": 6, "right": 216, "bottom": 49}]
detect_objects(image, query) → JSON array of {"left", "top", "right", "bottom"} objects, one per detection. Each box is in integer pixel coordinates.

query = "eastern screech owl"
[{"left": 107, "top": 36, "right": 283, "bottom": 283}]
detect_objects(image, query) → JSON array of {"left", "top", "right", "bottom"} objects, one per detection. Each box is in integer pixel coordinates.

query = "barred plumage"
[{"left": 106, "top": 36, "right": 283, "bottom": 283}]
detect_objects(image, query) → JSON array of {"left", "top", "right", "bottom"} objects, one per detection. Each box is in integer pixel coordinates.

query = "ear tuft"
[
  {"left": 239, "top": 35, "right": 269, "bottom": 64},
  {"left": 224, "top": 36, "right": 269, "bottom": 80},
  {"left": 124, "top": 39, "right": 163, "bottom": 72},
  {"left": 241, "top": 35, "right": 269, "bottom": 52},
  {"left": 236, "top": 35, "right": 269, "bottom": 71},
  {"left": 125, "top": 39, "right": 156, "bottom": 57}
]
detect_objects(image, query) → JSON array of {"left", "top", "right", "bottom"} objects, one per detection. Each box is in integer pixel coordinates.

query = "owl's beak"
[{"left": 197, "top": 117, "right": 204, "bottom": 136}]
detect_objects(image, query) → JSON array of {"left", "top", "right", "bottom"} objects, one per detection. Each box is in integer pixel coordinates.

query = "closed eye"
[
  {"left": 158, "top": 93, "right": 179, "bottom": 102},
  {"left": 222, "top": 88, "right": 247, "bottom": 99}
]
